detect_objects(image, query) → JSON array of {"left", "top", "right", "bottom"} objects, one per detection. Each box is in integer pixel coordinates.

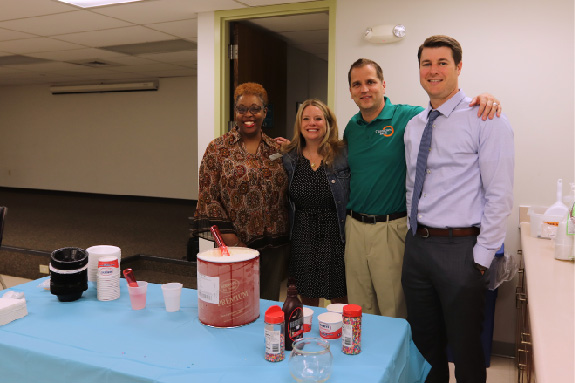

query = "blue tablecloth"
[{"left": 0, "top": 278, "right": 430, "bottom": 382}]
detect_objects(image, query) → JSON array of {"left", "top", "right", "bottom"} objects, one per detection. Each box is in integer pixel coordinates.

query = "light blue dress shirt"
[{"left": 405, "top": 90, "right": 514, "bottom": 268}]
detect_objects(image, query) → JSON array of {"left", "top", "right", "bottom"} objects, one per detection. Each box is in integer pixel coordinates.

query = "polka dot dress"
[{"left": 289, "top": 156, "right": 347, "bottom": 300}]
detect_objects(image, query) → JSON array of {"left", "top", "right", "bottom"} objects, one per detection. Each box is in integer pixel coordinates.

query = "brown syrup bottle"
[{"left": 282, "top": 280, "right": 304, "bottom": 351}]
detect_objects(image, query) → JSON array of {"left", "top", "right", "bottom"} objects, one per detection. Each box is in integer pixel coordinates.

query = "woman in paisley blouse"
[{"left": 191, "top": 82, "right": 290, "bottom": 301}]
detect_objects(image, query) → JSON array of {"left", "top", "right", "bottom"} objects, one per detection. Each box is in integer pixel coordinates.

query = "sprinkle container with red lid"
[{"left": 342, "top": 304, "right": 362, "bottom": 355}]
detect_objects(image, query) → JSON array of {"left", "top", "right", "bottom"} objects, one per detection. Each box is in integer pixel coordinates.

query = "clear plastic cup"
[
  {"left": 161, "top": 282, "right": 183, "bottom": 312},
  {"left": 127, "top": 281, "right": 148, "bottom": 310}
]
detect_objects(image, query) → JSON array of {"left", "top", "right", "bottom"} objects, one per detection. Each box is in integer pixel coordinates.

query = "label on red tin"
[{"left": 197, "top": 273, "right": 219, "bottom": 304}]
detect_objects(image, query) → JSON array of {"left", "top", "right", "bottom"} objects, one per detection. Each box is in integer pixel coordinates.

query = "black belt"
[
  {"left": 416, "top": 225, "right": 480, "bottom": 238},
  {"left": 347, "top": 209, "right": 407, "bottom": 224}
]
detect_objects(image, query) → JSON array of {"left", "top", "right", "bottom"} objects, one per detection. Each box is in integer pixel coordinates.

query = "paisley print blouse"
[{"left": 191, "top": 128, "right": 289, "bottom": 250}]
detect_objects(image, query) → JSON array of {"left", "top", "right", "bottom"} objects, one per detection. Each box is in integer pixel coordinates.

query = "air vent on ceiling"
[{"left": 67, "top": 59, "right": 119, "bottom": 67}]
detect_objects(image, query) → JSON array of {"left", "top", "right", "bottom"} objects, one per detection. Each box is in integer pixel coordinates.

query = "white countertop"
[{"left": 520, "top": 222, "right": 574, "bottom": 383}]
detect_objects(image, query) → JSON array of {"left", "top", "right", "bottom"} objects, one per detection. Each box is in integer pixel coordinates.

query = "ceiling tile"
[
  {"left": 0, "top": 55, "right": 53, "bottom": 65},
  {"left": 92, "top": 0, "right": 244, "bottom": 23},
  {"left": 147, "top": 19, "right": 197, "bottom": 40},
  {"left": 138, "top": 50, "right": 197, "bottom": 63},
  {"left": 138, "top": 68, "right": 196, "bottom": 77},
  {"left": 0, "top": 0, "right": 326, "bottom": 85},
  {"left": 55, "top": 26, "right": 174, "bottom": 46},
  {"left": 4, "top": 61, "right": 83, "bottom": 72},
  {"left": 101, "top": 55, "right": 157, "bottom": 65},
  {"left": 90, "top": 0, "right": 198, "bottom": 24},
  {"left": 169, "top": 60, "right": 195, "bottom": 68},
  {"left": 79, "top": 72, "right": 157, "bottom": 81},
  {"left": 0, "top": 28, "right": 37, "bottom": 41},
  {"left": 106, "top": 62, "right": 186, "bottom": 73},
  {"left": 0, "top": 11, "right": 133, "bottom": 36},
  {"left": 26, "top": 48, "right": 126, "bottom": 61},
  {"left": 0, "top": 71, "right": 77, "bottom": 85},
  {"left": 0, "top": 37, "right": 84, "bottom": 54},
  {"left": 52, "top": 66, "right": 122, "bottom": 76},
  {"left": 0, "top": 66, "right": 29, "bottom": 74},
  {"left": 238, "top": 0, "right": 305, "bottom": 6},
  {"left": 0, "top": 0, "right": 76, "bottom": 21}
]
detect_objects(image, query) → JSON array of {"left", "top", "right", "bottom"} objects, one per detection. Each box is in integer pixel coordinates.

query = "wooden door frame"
[{"left": 214, "top": 0, "right": 336, "bottom": 137}]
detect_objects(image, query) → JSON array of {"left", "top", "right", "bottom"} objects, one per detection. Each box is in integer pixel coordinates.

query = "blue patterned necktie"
[{"left": 410, "top": 110, "right": 440, "bottom": 235}]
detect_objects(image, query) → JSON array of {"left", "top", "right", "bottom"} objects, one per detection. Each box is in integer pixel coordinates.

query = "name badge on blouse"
[{"left": 269, "top": 153, "right": 282, "bottom": 161}]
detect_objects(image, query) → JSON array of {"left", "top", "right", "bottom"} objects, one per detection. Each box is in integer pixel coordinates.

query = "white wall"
[
  {"left": 0, "top": 76, "right": 198, "bottom": 200},
  {"left": 196, "top": 11, "right": 217, "bottom": 253},
  {"left": 334, "top": 0, "right": 574, "bottom": 351}
]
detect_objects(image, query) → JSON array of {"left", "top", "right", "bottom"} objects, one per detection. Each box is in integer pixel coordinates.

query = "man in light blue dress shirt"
[{"left": 402, "top": 36, "right": 514, "bottom": 383}]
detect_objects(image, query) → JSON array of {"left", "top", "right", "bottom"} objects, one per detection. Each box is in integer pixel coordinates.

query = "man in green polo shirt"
[{"left": 343, "top": 58, "right": 500, "bottom": 317}]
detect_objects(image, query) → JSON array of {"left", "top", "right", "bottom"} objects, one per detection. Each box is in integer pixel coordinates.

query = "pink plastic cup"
[{"left": 127, "top": 281, "right": 148, "bottom": 310}]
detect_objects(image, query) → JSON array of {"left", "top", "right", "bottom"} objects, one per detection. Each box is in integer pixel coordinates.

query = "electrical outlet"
[{"left": 39, "top": 265, "right": 49, "bottom": 274}]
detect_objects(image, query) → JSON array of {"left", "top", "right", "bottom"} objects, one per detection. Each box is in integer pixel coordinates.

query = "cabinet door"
[{"left": 516, "top": 261, "right": 535, "bottom": 383}]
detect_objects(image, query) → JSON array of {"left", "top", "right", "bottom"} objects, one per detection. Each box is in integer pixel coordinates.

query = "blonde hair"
[{"left": 282, "top": 99, "right": 344, "bottom": 166}]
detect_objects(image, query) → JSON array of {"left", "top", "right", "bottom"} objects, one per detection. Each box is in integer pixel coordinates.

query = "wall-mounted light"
[{"left": 364, "top": 24, "right": 406, "bottom": 44}]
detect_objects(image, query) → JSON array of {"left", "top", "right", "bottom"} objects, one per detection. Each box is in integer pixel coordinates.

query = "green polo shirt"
[{"left": 344, "top": 97, "right": 423, "bottom": 216}]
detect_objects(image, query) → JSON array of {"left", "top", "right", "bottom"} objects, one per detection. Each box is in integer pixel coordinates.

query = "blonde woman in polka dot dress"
[{"left": 282, "top": 99, "right": 350, "bottom": 306}]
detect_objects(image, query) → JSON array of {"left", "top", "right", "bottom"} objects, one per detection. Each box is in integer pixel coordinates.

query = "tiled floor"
[
  {"left": 1, "top": 274, "right": 32, "bottom": 289},
  {"left": 449, "top": 356, "right": 517, "bottom": 382},
  {"left": 2, "top": 275, "right": 517, "bottom": 382}
]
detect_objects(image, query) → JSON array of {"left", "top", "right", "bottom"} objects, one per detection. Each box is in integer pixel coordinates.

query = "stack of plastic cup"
[
  {"left": 86, "top": 245, "right": 121, "bottom": 285},
  {"left": 97, "top": 255, "right": 120, "bottom": 301}
]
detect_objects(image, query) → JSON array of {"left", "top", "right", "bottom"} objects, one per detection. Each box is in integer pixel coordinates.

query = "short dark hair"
[
  {"left": 418, "top": 35, "right": 462, "bottom": 66},
  {"left": 234, "top": 82, "right": 268, "bottom": 106},
  {"left": 348, "top": 58, "right": 384, "bottom": 86}
]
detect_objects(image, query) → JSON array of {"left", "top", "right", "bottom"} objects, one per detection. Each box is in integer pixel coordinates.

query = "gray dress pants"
[{"left": 402, "top": 233, "right": 488, "bottom": 383}]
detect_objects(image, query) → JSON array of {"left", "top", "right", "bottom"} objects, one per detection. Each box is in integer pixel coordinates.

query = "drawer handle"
[{"left": 521, "top": 332, "right": 532, "bottom": 345}]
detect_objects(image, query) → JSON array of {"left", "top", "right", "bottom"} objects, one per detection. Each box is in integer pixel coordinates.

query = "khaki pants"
[{"left": 344, "top": 216, "right": 407, "bottom": 318}]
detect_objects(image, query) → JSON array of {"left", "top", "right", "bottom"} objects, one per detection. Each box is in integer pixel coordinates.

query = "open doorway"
[
  {"left": 214, "top": 1, "right": 335, "bottom": 140},
  {"left": 228, "top": 13, "right": 329, "bottom": 140}
]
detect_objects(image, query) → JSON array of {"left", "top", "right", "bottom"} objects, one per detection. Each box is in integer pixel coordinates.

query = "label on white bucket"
[{"left": 197, "top": 273, "right": 219, "bottom": 304}]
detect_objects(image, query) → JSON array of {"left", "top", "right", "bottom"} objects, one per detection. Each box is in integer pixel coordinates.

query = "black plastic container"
[{"left": 50, "top": 247, "right": 89, "bottom": 302}]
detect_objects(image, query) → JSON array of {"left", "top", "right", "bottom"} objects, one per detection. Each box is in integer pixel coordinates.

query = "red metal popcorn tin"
[{"left": 196, "top": 247, "right": 260, "bottom": 328}]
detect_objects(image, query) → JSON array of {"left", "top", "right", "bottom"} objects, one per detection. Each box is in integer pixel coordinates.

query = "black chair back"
[
  {"left": 0, "top": 207, "right": 6, "bottom": 289},
  {"left": 0, "top": 207, "right": 6, "bottom": 246}
]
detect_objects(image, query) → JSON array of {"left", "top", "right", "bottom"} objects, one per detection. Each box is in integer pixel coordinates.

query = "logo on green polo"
[{"left": 375, "top": 126, "right": 394, "bottom": 137}]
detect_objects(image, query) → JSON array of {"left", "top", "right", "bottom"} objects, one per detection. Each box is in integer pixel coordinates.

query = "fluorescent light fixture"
[
  {"left": 57, "top": 0, "right": 145, "bottom": 8},
  {"left": 50, "top": 81, "right": 159, "bottom": 94}
]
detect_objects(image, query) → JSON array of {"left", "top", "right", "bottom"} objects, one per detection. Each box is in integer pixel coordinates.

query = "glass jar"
[{"left": 289, "top": 337, "right": 333, "bottom": 382}]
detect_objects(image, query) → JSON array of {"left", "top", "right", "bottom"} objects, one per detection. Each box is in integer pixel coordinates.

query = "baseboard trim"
[
  {"left": 1, "top": 245, "right": 51, "bottom": 257},
  {"left": 123, "top": 254, "right": 196, "bottom": 265},
  {"left": 491, "top": 341, "right": 516, "bottom": 358},
  {"left": 0, "top": 186, "right": 197, "bottom": 206}
]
